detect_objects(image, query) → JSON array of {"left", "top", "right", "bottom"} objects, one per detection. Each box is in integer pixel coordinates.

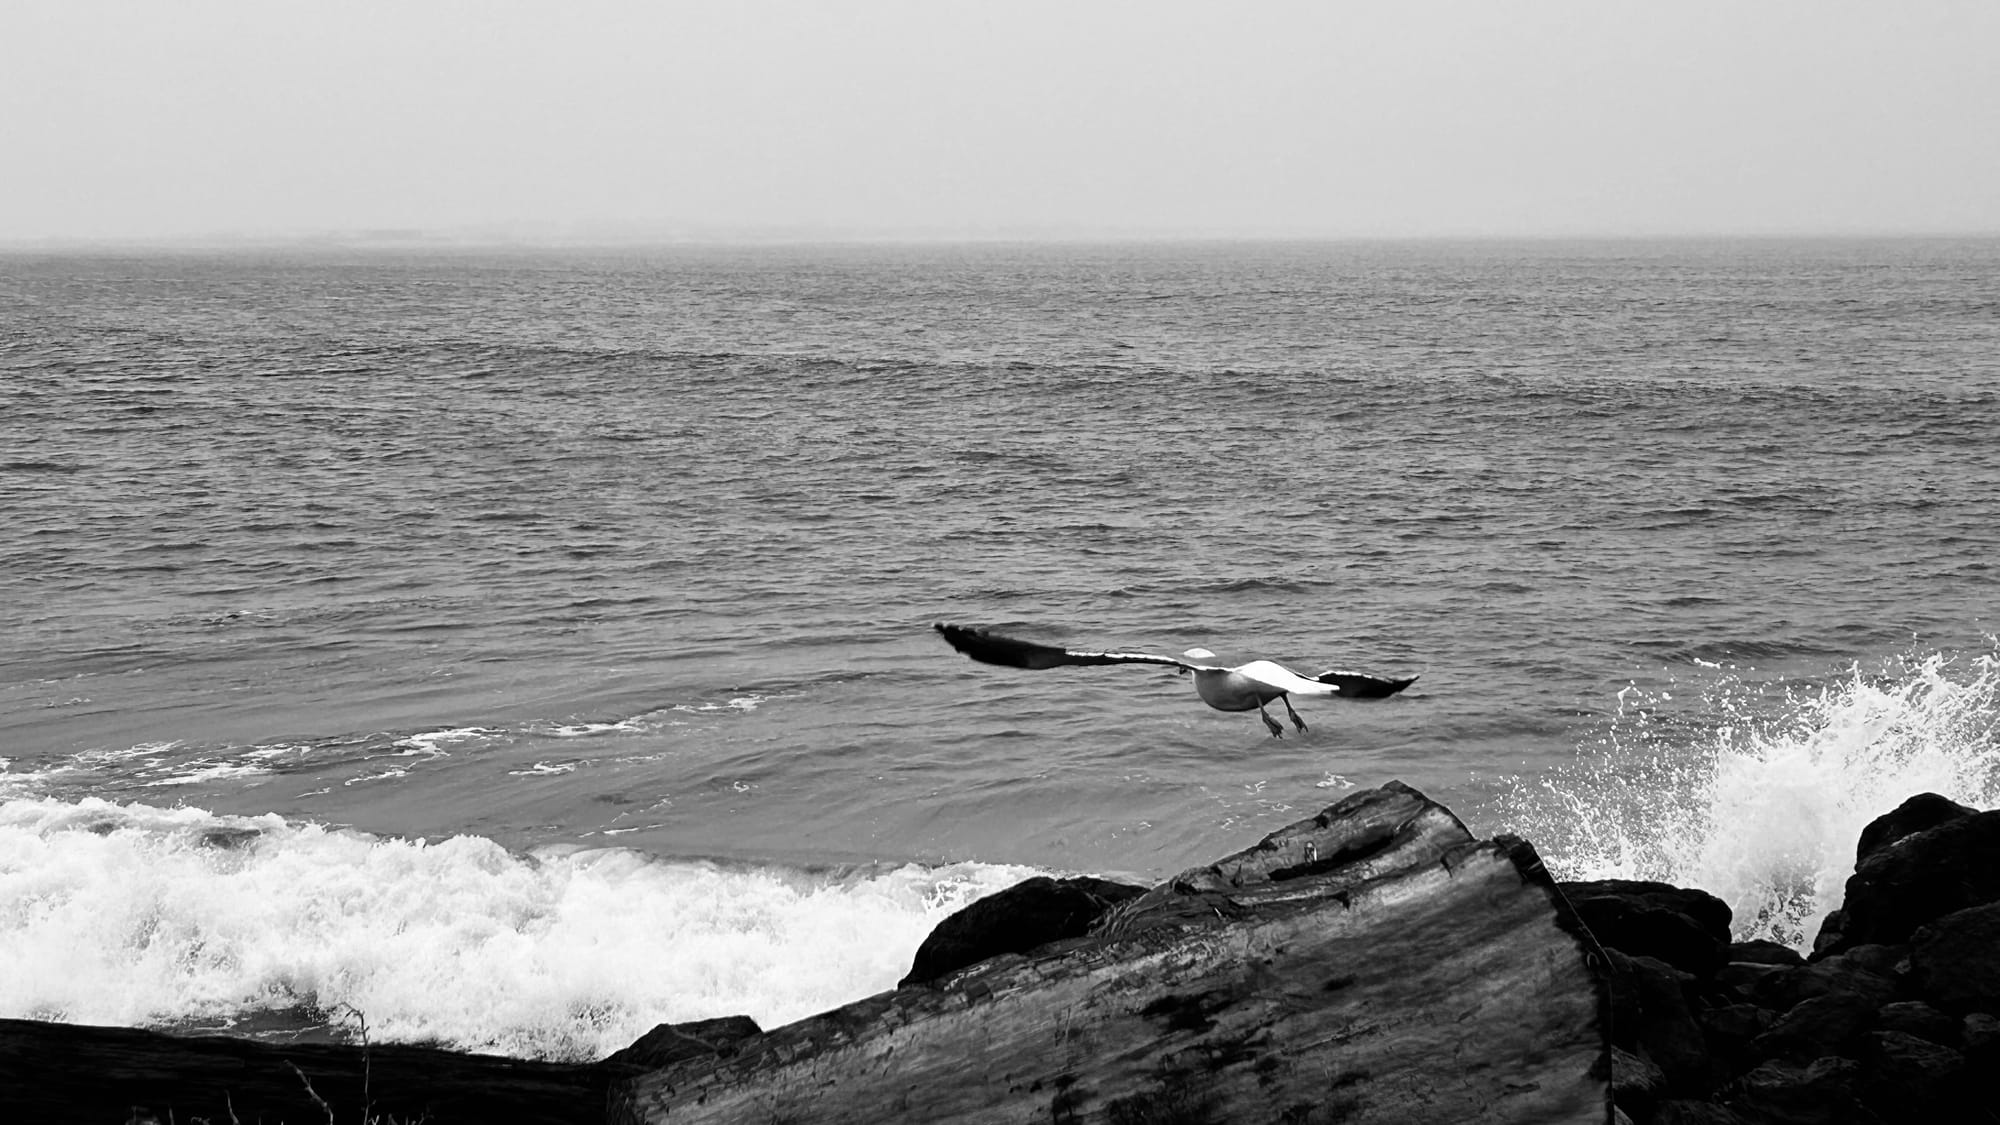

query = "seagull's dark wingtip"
[
  {"left": 1314, "top": 670, "right": 1420, "bottom": 699},
  {"left": 932, "top": 622, "right": 1077, "bottom": 670}
]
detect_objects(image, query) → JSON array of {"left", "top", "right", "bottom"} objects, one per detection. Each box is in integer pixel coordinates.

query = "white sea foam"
[
  {"left": 140, "top": 760, "right": 272, "bottom": 786},
  {"left": 536, "top": 720, "right": 646, "bottom": 738},
  {"left": 1505, "top": 650, "right": 2000, "bottom": 949},
  {"left": 670, "top": 695, "right": 767, "bottom": 715},
  {"left": 394, "top": 727, "right": 498, "bottom": 757},
  {"left": 506, "top": 760, "right": 577, "bottom": 777},
  {"left": 0, "top": 797, "right": 1040, "bottom": 1061}
]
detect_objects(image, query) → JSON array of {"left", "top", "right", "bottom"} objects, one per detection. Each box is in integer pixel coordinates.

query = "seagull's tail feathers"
[{"left": 1312, "top": 670, "right": 1419, "bottom": 699}]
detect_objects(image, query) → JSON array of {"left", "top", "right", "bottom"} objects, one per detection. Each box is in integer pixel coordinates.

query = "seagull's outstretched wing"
[
  {"left": 1313, "top": 669, "right": 1420, "bottom": 698},
  {"left": 934, "top": 623, "right": 1194, "bottom": 671}
]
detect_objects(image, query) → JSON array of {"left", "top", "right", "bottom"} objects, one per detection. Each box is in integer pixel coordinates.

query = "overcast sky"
[{"left": 6, "top": 1, "right": 1997, "bottom": 242}]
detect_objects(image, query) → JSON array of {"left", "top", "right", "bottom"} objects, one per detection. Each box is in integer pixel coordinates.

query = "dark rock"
[
  {"left": 197, "top": 826, "right": 262, "bottom": 850},
  {"left": 1750, "top": 993, "right": 1882, "bottom": 1063},
  {"left": 1564, "top": 880, "right": 1735, "bottom": 946},
  {"left": 1961, "top": 1014, "right": 2000, "bottom": 1098},
  {"left": 1572, "top": 891, "right": 1731, "bottom": 979},
  {"left": 1834, "top": 944, "right": 1908, "bottom": 979},
  {"left": 1653, "top": 1099, "right": 1751, "bottom": 1125},
  {"left": 1613, "top": 1044, "right": 1669, "bottom": 1116},
  {"left": 1856, "top": 1031, "right": 1964, "bottom": 1124},
  {"left": 1909, "top": 901, "right": 2000, "bottom": 1015},
  {"left": 602, "top": 1016, "right": 762, "bottom": 1072},
  {"left": 1605, "top": 950, "right": 1717, "bottom": 1095},
  {"left": 1747, "top": 956, "right": 1898, "bottom": 1016},
  {"left": 1854, "top": 794, "right": 1976, "bottom": 865},
  {"left": 1718, "top": 961, "right": 1792, "bottom": 1000},
  {"left": 1730, "top": 940, "right": 1807, "bottom": 968},
  {"left": 898, "top": 874, "right": 1145, "bottom": 986},
  {"left": 1728, "top": 1057, "right": 1880, "bottom": 1125},
  {"left": 1964, "top": 1013, "right": 2000, "bottom": 1059},
  {"left": 1813, "top": 809, "right": 2000, "bottom": 957},
  {"left": 1699, "top": 1003, "right": 1779, "bottom": 1072},
  {"left": 1872, "top": 1001, "right": 1958, "bottom": 1048}
]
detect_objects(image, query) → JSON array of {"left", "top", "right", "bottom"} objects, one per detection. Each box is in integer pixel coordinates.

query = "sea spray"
[
  {"left": 1503, "top": 649, "right": 2000, "bottom": 949},
  {"left": 0, "top": 798, "right": 1040, "bottom": 1060}
]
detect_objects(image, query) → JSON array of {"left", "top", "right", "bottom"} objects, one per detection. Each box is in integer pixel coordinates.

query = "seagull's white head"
[{"left": 1183, "top": 648, "right": 1217, "bottom": 661}]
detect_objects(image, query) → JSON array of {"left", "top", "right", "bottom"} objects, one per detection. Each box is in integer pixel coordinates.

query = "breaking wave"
[
  {"left": 0, "top": 799, "right": 1038, "bottom": 1061},
  {"left": 1502, "top": 649, "right": 2000, "bottom": 949}
]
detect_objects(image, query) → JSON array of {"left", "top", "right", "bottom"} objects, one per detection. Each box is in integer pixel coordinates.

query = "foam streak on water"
[
  {"left": 1512, "top": 649, "right": 2000, "bottom": 949},
  {"left": 0, "top": 799, "right": 1037, "bottom": 1060}
]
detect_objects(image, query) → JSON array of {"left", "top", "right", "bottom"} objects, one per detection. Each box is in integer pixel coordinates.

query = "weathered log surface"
[
  {"left": 614, "top": 781, "right": 1612, "bottom": 1124},
  {"left": 0, "top": 1016, "right": 614, "bottom": 1124}
]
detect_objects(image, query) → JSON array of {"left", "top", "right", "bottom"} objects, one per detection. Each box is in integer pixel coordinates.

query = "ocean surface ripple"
[{"left": 2, "top": 239, "right": 1996, "bottom": 1058}]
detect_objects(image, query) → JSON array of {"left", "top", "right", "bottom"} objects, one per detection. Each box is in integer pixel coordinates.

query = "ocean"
[{"left": 3, "top": 238, "right": 1996, "bottom": 1061}]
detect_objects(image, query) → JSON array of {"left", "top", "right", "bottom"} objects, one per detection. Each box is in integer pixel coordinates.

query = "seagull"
[{"left": 934, "top": 623, "right": 1417, "bottom": 737}]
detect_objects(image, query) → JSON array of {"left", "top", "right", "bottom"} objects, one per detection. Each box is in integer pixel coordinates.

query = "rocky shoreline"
[{"left": 3, "top": 782, "right": 1995, "bottom": 1124}]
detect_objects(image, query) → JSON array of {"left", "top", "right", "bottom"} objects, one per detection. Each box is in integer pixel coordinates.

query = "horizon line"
[{"left": 6, "top": 224, "right": 2000, "bottom": 253}]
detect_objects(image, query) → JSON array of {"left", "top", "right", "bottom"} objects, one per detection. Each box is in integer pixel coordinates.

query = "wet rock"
[
  {"left": 197, "top": 826, "right": 262, "bottom": 850},
  {"left": 1750, "top": 992, "right": 1882, "bottom": 1063},
  {"left": 1853, "top": 793, "right": 1976, "bottom": 865},
  {"left": 1565, "top": 881, "right": 1734, "bottom": 941},
  {"left": 1727, "top": 1056, "right": 1879, "bottom": 1125},
  {"left": 1907, "top": 901, "right": 2000, "bottom": 1016},
  {"left": 1833, "top": 944, "right": 1907, "bottom": 979},
  {"left": 1652, "top": 1099, "right": 1751, "bottom": 1125},
  {"left": 1699, "top": 1003, "right": 1779, "bottom": 1073},
  {"left": 1729, "top": 940, "right": 1807, "bottom": 968},
  {"left": 1613, "top": 1044, "right": 1669, "bottom": 1116},
  {"left": 1605, "top": 950, "right": 1716, "bottom": 1095},
  {"left": 1872, "top": 1001, "right": 1958, "bottom": 1048},
  {"left": 1813, "top": 809, "right": 2000, "bottom": 957},
  {"left": 1747, "top": 956, "right": 1898, "bottom": 1015},
  {"left": 1960, "top": 1013, "right": 2000, "bottom": 1100},
  {"left": 1566, "top": 881, "right": 1733, "bottom": 978},
  {"left": 898, "top": 874, "right": 1145, "bottom": 986},
  {"left": 1717, "top": 961, "right": 1793, "bottom": 1000},
  {"left": 1856, "top": 1030, "right": 1964, "bottom": 1123}
]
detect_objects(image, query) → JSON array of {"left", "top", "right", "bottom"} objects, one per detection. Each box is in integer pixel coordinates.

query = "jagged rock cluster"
[{"left": 1575, "top": 793, "right": 2000, "bottom": 1125}]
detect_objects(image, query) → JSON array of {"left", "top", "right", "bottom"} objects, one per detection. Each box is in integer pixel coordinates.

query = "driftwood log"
[
  {"left": 612, "top": 781, "right": 1612, "bottom": 1124},
  {"left": 0, "top": 1016, "right": 614, "bottom": 1123}
]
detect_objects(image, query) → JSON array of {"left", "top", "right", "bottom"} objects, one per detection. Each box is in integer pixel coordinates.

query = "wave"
[
  {"left": 0, "top": 799, "right": 1041, "bottom": 1061},
  {"left": 1497, "top": 648, "right": 2000, "bottom": 950}
]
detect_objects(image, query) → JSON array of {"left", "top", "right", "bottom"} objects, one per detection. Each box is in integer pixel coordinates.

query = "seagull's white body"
[
  {"left": 934, "top": 624, "right": 1416, "bottom": 737},
  {"left": 1189, "top": 659, "right": 1338, "bottom": 713}
]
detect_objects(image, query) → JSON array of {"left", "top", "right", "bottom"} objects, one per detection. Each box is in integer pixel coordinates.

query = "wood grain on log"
[
  {"left": 0, "top": 1017, "right": 613, "bottom": 1124},
  {"left": 615, "top": 782, "right": 1611, "bottom": 1124}
]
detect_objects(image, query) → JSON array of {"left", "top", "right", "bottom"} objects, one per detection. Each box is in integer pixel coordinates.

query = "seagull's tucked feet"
[
  {"left": 1257, "top": 703, "right": 1285, "bottom": 738},
  {"left": 1281, "top": 696, "right": 1309, "bottom": 733}
]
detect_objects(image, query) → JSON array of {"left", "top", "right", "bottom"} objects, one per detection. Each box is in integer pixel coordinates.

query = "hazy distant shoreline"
[{"left": 8, "top": 228, "right": 1999, "bottom": 255}]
